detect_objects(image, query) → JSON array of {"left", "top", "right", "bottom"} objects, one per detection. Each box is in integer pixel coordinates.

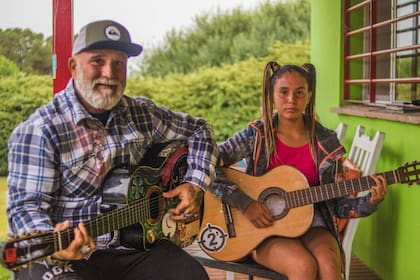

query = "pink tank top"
[{"left": 267, "top": 138, "right": 319, "bottom": 187}]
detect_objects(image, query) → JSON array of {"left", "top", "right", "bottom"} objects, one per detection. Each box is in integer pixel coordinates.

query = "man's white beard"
[{"left": 74, "top": 67, "right": 125, "bottom": 111}]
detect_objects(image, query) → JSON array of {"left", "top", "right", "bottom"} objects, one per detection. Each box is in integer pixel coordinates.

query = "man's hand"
[
  {"left": 52, "top": 221, "right": 96, "bottom": 260},
  {"left": 163, "top": 182, "right": 203, "bottom": 222},
  {"left": 243, "top": 201, "right": 273, "bottom": 228}
]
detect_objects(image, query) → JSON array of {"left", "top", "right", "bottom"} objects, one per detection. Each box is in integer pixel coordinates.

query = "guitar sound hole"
[
  {"left": 149, "top": 191, "right": 162, "bottom": 221},
  {"left": 259, "top": 187, "right": 288, "bottom": 220}
]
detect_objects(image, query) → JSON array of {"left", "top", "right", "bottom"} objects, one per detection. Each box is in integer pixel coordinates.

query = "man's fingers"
[
  {"left": 164, "top": 183, "right": 202, "bottom": 222},
  {"left": 53, "top": 220, "right": 70, "bottom": 232},
  {"left": 162, "top": 187, "right": 181, "bottom": 199}
]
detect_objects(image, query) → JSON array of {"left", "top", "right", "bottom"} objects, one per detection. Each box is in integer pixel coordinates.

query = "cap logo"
[{"left": 105, "top": 25, "right": 121, "bottom": 41}]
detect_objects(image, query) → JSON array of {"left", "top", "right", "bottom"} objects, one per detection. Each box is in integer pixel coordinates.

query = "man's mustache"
[{"left": 92, "top": 78, "right": 121, "bottom": 87}]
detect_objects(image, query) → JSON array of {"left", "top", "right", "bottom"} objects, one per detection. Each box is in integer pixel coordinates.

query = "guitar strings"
[
  {"left": 286, "top": 170, "right": 396, "bottom": 208},
  {"left": 34, "top": 194, "right": 166, "bottom": 245}
]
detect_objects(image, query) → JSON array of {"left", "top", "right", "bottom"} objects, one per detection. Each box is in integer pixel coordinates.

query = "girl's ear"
[{"left": 307, "top": 91, "right": 313, "bottom": 105}]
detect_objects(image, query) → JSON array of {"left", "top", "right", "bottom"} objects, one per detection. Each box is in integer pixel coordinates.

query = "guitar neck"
[
  {"left": 54, "top": 197, "right": 154, "bottom": 250},
  {"left": 287, "top": 169, "right": 400, "bottom": 208}
]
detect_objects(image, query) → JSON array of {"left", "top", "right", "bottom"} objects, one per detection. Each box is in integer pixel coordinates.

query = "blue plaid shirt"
[{"left": 7, "top": 80, "right": 218, "bottom": 248}]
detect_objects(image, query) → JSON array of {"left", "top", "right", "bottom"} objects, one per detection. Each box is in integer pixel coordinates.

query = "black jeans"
[{"left": 15, "top": 240, "right": 209, "bottom": 280}]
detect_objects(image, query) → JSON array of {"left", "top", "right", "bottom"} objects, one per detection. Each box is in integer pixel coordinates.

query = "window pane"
[{"left": 395, "top": 0, "right": 419, "bottom": 102}]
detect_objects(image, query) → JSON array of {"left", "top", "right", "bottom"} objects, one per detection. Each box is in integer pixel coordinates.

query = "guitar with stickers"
[
  {"left": 0, "top": 141, "right": 201, "bottom": 271},
  {"left": 197, "top": 160, "right": 420, "bottom": 262}
]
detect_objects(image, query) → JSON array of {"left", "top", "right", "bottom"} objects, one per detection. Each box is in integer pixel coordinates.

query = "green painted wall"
[{"left": 311, "top": 1, "right": 420, "bottom": 279}]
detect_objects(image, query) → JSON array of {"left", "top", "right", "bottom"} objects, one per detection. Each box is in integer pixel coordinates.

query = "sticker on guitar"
[{"left": 198, "top": 223, "right": 228, "bottom": 252}]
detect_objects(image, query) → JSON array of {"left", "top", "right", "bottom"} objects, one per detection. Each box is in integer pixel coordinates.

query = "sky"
[{"left": 1, "top": 0, "right": 267, "bottom": 50}]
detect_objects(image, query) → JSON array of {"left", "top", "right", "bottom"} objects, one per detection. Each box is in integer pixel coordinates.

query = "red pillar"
[{"left": 52, "top": 0, "right": 73, "bottom": 94}]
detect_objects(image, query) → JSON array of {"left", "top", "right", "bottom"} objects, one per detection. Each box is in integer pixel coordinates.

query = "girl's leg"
[
  {"left": 252, "top": 236, "right": 318, "bottom": 280},
  {"left": 301, "top": 227, "right": 343, "bottom": 280}
]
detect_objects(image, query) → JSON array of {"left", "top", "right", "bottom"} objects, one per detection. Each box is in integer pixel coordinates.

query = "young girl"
[{"left": 208, "top": 62, "right": 387, "bottom": 279}]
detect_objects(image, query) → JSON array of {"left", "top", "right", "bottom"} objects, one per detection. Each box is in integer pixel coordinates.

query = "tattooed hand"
[{"left": 163, "top": 182, "right": 203, "bottom": 222}]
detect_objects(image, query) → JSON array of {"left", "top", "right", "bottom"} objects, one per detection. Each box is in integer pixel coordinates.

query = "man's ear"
[{"left": 68, "top": 57, "right": 76, "bottom": 75}]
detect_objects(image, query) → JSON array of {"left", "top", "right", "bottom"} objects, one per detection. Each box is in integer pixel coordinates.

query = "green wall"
[{"left": 311, "top": 1, "right": 420, "bottom": 279}]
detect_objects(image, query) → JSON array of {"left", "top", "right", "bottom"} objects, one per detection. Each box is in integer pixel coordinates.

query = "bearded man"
[{"left": 7, "top": 20, "right": 217, "bottom": 280}]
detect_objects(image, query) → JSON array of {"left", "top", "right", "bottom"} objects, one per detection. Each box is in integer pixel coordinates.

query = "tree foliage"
[
  {"left": 135, "top": 0, "right": 310, "bottom": 78},
  {"left": 0, "top": 28, "right": 51, "bottom": 75},
  {"left": 0, "top": 55, "right": 19, "bottom": 77},
  {"left": 0, "top": 41, "right": 309, "bottom": 175},
  {"left": 0, "top": 0, "right": 310, "bottom": 176}
]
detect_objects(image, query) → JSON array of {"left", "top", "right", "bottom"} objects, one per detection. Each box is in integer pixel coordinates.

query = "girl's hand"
[
  {"left": 243, "top": 201, "right": 273, "bottom": 228},
  {"left": 370, "top": 175, "right": 388, "bottom": 204}
]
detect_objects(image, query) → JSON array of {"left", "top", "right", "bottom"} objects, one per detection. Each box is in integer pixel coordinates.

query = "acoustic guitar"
[
  {"left": 198, "top": 161, "right": 420, "bottom": 262},
  {"left": 0, "top": 141, "right": 201, "bottom": 271}
]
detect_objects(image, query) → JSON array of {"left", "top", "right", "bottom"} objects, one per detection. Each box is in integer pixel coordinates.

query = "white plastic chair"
[
  {"left": 335, "top": 122, "right": 348, "bottom": 144},
  {"left": 341, "top": 125, "right": 385, "bottom": 280}
]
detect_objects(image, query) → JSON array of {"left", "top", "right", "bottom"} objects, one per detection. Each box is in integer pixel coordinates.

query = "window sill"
[{"left": 331, "top": 105, "right": 420, "bottom": 124}]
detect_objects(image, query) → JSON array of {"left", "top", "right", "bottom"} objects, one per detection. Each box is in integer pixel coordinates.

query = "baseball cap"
[{"left": 72, "top": 20, "right": 142, "bottom": 57}]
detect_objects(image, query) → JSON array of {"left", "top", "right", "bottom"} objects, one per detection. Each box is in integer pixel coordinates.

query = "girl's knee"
[
  {"left": 266, "top": 253, "right": 318, "bottom": 279},
  {"left": 292, "top": 254, "right": 318, "bottom": 278}
]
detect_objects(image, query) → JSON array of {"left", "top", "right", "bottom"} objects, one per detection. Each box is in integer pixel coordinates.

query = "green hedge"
[
  {"left": 0, "top": 41, "right": 309, "bottom": 175},
  {"left": 127, "top": 41, "right": 310, "bottom": 141},
  {"left": 0, "top": 74, "right": 52, "bottom": 175}
]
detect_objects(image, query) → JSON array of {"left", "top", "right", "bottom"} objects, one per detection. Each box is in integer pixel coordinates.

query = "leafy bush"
[
  {"left": 0, "top": 55, "right": 19, "bottom": 77},
  {"left": 0, "top": 41, "right": 309, "bottom": 176},
  {"left": 0, "top": 74, "right": 52, "bottom": 175},
  {"left": 127, "top": 41, "right": 310, "bottom": 142}
]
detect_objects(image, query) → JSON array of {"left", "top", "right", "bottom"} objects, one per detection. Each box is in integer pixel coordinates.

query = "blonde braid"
[
  {"left": 262, "top": 61, "right": 281, "bottom": 167},
  {"left": 302, "top": 63, "right": 318, "bottom": 164}
]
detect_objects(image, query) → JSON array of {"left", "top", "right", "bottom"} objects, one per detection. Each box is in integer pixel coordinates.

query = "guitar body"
[
  {"left": 114, "top": 141, "right": 200, "bottom": 250},
  {"left": 198, "top": 166, "right": 314, "bottom": 262},
  {"left": 122, "top": 146, "right": 200, "bottom": 250}
]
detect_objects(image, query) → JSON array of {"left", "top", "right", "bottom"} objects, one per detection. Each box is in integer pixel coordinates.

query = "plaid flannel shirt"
[{"left": 7, "top": 80, "right": 218, "bottom": 248}]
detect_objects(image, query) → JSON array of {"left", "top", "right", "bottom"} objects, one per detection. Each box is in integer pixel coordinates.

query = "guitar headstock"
[
  {"left": 398, "top": 160, "right": 420, "bottom": 186},
  {"left": 0, "top": 232, "right": 55, "bottom": 271}
]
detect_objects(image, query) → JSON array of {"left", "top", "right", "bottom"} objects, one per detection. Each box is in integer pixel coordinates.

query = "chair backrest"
[
  {"left": 347, "top": 125, "right": 385, "bottom": 177},
  {"left": 335, "top": 122, "right": 348, "bottom": 144},
  {"left": 342, "top": 125, "right": 385, "bottom": 280}
]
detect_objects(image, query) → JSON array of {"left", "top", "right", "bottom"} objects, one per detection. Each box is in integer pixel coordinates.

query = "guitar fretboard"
[
  {"left": 52, "top": 195, "right": 162, "bottom": 251},
  {"left": 286, "top": 169, "right": 399, "bottom": 209}
]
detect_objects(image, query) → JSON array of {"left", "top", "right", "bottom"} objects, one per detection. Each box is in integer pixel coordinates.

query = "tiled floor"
[{"left": 185, "top": 242, "right": 382, "bottom": 280}]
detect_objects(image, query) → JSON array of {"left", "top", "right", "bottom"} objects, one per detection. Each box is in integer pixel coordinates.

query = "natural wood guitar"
[{"left": 198, "top": 161, "right": 420, "bottom": 262}]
